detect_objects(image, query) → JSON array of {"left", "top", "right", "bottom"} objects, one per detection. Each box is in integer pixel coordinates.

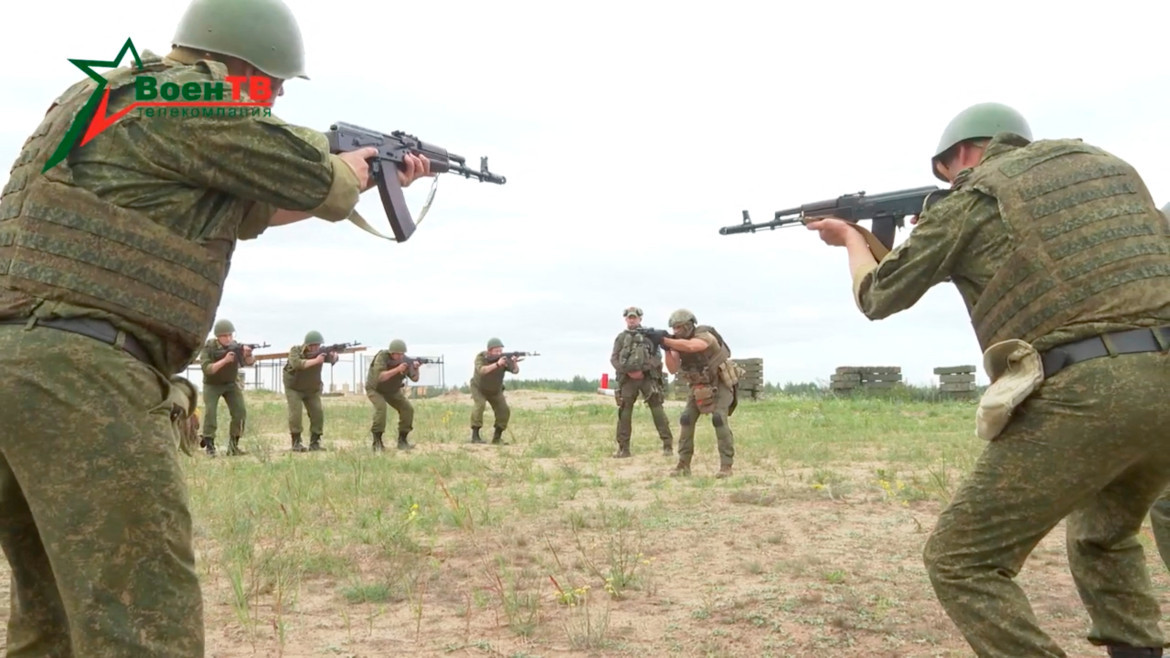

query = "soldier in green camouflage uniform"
[
  {"left": 469, "top": 337, "right": 522, "bottom": 444},
  {"left": 808, "top": 102, "right": 1170, "bottom": 658},
  {"left": 661, "top": 309, "right": 737, "bottom": 478},
  {"left": 198, "top": 318, "right": 253, "bottom": 456},
  {"left": 366, "top": 339, "right": 420, "bottom": 451},
  {"left": 0, "top": 0, "right": 430, "bottom": 653},
  {"left": 609, "top": 306, "right": 673, "bottom": 457},
  {"left": 1151, "top": 201, "right": 1170, "bottom": 577},
  {"left": 283, "top": 330, "right": 339, "bottom": 451}
]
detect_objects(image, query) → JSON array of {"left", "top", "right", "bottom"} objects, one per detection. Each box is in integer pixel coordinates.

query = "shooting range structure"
[
  {"left": 934, "top": 364, "right": 977, "bottom": 397},
  {"left": 829, "top": 365, "right": 903, "bottom": 392}
]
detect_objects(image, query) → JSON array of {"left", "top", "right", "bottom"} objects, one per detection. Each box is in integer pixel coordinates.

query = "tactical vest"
[
  {"left": 283, "top": 345, "right": 324, "bottom": 392},
  {"left": 471, "top": 351, "right": 506, "bottom": 393},
  {"left": 0, "top": 52, "right": 236, "bottom": 372},
  {"left": 678, "top": 324, "right": 730, "bottom": 384},
  {"left": 618, "top": 329, "right": 659, "bottom": 374},
  {"left": 202, "top": 338, "right": 239, "bottom": 386},
  {"left": 368, "top": 349, "right": 409, "bottom": 396},
  {"left": 962, "top": 137, "right": 1170, "bottom": 350}
]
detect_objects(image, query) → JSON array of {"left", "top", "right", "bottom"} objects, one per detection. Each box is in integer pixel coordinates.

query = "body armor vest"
[
  {"left": 472, "top": 351, "right": 506, "bottom": 393},
  {"left": 963, "top": 137, "right": 1170, "bottom": 350},
  {"left": 370, "top": 349, "right": 408, "bottom": 396},
  {"left": 678, "top": 324, "right": 730, "bottom": 384},
  {"left": 283, "top": 346, "right": 324, "bottom": 392},
  {"left": 202, "top": 338, "right": 239, "bottom": 385},
  {"left": 0, "top": 53, "right": 242, "bottom": 373}
]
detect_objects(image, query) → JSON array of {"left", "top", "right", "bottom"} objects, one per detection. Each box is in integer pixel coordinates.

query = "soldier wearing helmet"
[
  {"left": 197, "top": 318, "right": 255, "bottom": 456},
  {"left": 808, "top": 102, "right": 1170, "bottom": 658},
  {"left": 366, "top": 338, "right": 421, "bottom": 451},
  {"left": 283, "top": 330, "right": 341, "bottom": 451},
  {"left": 659, "top": 309, "right": 738, "bottom": 478},
  {"left": 469, "top": 337, "right": 523, "bottom": 444},
  {"left": 0, "top": 0, "right": 436, "bottom": 652},
  {"left": 609, "top": 306, "right": 674, "bottom": 458}
]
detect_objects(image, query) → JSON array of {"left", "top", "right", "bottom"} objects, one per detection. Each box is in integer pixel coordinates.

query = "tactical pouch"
[
  {"left": 975, "top": 339, "right": 1044, "bottom": 441},
  {"left": 693, "top": 384, "right": 716, "bottom": 414},
  {"left": 717, "top": 361, "right": 742, "bottom": 388},
  {"left": 168, "top": 375, "right": 201, "bottom": 455}
]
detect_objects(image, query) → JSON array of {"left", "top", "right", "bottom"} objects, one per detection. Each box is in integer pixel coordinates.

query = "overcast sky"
[{"left": 2, "top": 0, "right": 1168, "bottom": 389}]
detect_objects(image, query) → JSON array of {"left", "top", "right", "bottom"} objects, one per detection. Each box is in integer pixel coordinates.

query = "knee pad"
[
  {"left": 712, "top": 413, "right": 725, "bottom": 428},
  {"left": 679, "top": 413, "right": 692, "bottom": 426}
]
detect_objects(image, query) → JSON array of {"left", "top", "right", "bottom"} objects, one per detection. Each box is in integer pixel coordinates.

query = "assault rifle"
[
  {"left": 324, "top": 122, "right": 507, "bottom": 243},
  {"left": 720, "top": 186, "right": 952, "bottom": 252},
  {"left": 635, "top": 327, "right": 670, "bottom": 348},
  {"left": 485, "top": 351, "right": 539, "bottom": 365},
  {"left": 386, "top": 355, "right": 441, "bottom": 369},
  {"left": 227, "top": 341, "right": 269, "bottom": 363},
  {"left": 308, "top": 341, "right": 362, "bottom": 359}
]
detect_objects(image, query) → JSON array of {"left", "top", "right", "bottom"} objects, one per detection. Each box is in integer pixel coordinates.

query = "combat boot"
[
  {"left": 716, "top": 464, "right": 733, "bottom": 479},
  {"left": 670, "top": 460, "right": 691, "bottom": 477},
  {"left": 201, "top": 437, "right": 216, "bottom": 456},
  {"left": 611, "top": 441, "right": 631, "bottom": 458},
  {"left": 372, "top": 431, "right": 385, "bottom": 452},
  {"left": 491, "top": 426, "right": 508, "bottom": 445},
  {"left": 397, "top": 431, "right": 414, "bottom": 451},
  {"left": 1108, "top": 646, "right": 1163, "bottom": 657},
  {"left": 227, "top": 436, "right": 246, "bottom": 456},
  {"left": 469, "top": 427, "right": 485, "bottom": 444},
  {"left": 291, "top": 433, "right": 307, "bottom": 452},
  {"left": 309, "top": 433, "right": 323, "bottom": 451}
]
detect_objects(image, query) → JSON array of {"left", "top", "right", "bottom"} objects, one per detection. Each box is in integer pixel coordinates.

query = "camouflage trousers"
[
  {"left": 678, "top": 383, "right": 734, "bottom": 468},
  {"left": 1147, "top": 486, "right": 1170, "bottom": 575},
  {"left": 615, "top": 375, "right": 673, "bottom": 448},
  {"left": 923, "top": 351, "right": 1170, "bottom": 657},
  {"left": 0, "top": 324, "right": 202, "bottom": 656},
  {"left": 201, "top": 380, "right": 246, "bottom": 440},
  {"left": 368, "top": 389, "right": 414, "bottom": 434},
  {"left": 285, "top": 386, "right": 324, "bottom": 434},
  {"left": 470, "top": 386, "right": 510, "bottom": 429}
]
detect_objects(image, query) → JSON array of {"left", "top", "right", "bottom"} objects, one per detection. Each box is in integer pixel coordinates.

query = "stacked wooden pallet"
[
  {"left": 731, "top": 358, "right": 763, "bottom": 400},
  {"left": 829, "top": 366, "right": 902, "bottom": 392},
  {"left": 934, "top": 365, "right": 977, "bottom": 396}
]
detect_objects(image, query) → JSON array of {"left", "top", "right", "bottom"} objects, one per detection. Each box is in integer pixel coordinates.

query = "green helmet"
[
  {"left": 668, "top": 309, "right": 697, "bottom": 327},
  {"left": 931, "top": 102, "right": 1031, "bottom": 182},
  {"left": 304, "top": 330, "right": 323, "bottom": 344},
  {"left": 212, "top": 319, "right": 235, "bottom": 335},
  {"left": 389, "top": 339, "right": 407, "bottom": 353},
  {"left": 172, "top": 0, "right": 309, "bottom": 80},
  {"left": 487, "top": 337, "right": 504, "bottom": 349}
]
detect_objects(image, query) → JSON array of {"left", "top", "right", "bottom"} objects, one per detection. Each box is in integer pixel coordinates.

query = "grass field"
[{"left": 3, "top": 388, "right": 1168, "bottom": 657}]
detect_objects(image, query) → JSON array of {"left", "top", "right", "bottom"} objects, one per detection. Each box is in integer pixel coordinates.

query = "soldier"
[
  {"left": 1152, "top": 200, "right": 1170, "bottom": 576},
  {"left": 609, "top": 306, "right": 674, "bottom": 457},
  {"left": 198, "top": 318, "right": 254, "bottom": 456},
  {"left": 660, "top": 309, "right": 738, "bottom": 478},
  {"left": 469, "top": 337, "right": 522, "bottom": 445},
  {"left": 808, "top": 102, "right": 1170, "bottom": 658},
  {"left": 283, "top": 330, "right": 341, "bottom": 452},
  {"left": 0, "top": 0, "right": 432, "bottom": 652},
  {"left": 366, "top": 339, "right": 420, "bottom": 451}
]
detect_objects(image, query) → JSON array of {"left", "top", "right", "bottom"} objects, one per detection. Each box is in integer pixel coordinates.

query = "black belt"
[
  {"left": 1041, "top": 326, "right": 1170, "bottom": 379},
  {"left": 0, "top": 317, "right": 152, "bottom": 365}
]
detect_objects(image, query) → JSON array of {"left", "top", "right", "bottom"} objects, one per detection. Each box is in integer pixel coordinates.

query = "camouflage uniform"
[
  {"left": 469, "top": 339, "right": 518, "bottom": 444},
  {"left": 668, "top": 311, "right": 737, "bottom": 478},
  {"left": 852, "top": 132, "right": 1170, "bottom": 657},
  {"left": 0, "top": 27, "right": 361, "bottom": 658},
  {"left": 1150, "top": 200, "right": 1170, "bottom": 576},
  {"left": 199, "top": 335, "right": 249, "bottom": 456},
  {"left": 283, "top": 342, "right": 335, "bottom": 451},
  {"left": 610, "top": 307, "right": 673, "bottom": 457},
  {"left": 366, "top": 343, "right": 419, "bottom": 451}
]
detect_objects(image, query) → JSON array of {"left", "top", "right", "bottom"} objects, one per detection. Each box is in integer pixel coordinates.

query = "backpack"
[{"left": 618, "top": 330, "right": 653, "bottom": 373}]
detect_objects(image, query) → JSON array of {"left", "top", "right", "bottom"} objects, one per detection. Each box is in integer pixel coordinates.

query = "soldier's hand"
[
  {"left": 243, "top": 346, "right": 253, "bottom": 357},
  {"left": 411, "top": 360, "right": 421, "bottom": 370},
  {"left": 804, "top": 217, "right": 854, "bottom": 247},
  {"left": 398, "top": 153, "right": 433, "bottom": 188},
  {"left": 224, "top": 352, "right": 237, "bottom": 363},
  {"left": 496, "top": 357, "right": 507, "bottom": 368},
  {"left": 338, "top": 147, "right": 379, "bottom": 190}
]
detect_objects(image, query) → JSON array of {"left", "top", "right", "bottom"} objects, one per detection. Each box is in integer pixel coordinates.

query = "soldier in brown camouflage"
[
  {"left": 198, "top": 318, "right": 253, "bottom": 456},
  {"left": 808, "top": 102, "right": 1170, "bottom": 658},
  {"left": 469, "top": 337, "right": 522, "bottom": 445},
  {"left": 0, "top": 0, "right": 431, "bottom": 653},
  {"left": 609, "top": 306, "right": 674, "bottom": 457},
  {"left": 661, "top": 309, "right": 738, "bottom": 478},
  {"left": 283, "top": 330, "right": 339, "bottom": 451},
  {"left": 366, "top": 338, "right": 420, "bottom": 451}
]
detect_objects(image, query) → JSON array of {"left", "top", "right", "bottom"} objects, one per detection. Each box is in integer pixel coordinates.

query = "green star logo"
[{"left": 42, "top": 37, "right": 143, "bottom": 173}]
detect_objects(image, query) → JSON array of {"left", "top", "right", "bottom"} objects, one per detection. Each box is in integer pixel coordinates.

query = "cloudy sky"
[{"left": 2, "top": 0, "right": 1168, "bottom": 389}]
